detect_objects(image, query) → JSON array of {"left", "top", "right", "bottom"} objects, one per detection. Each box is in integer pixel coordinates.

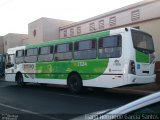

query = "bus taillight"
[{"left": 129, "top": 60, "right": 136, "bottom": 75}]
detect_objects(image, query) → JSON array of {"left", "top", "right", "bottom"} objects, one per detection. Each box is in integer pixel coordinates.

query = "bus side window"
[
  {"left": 6, "top": 54, "right": 14, "bottom": 69},
  {"left": 98, "top": 35, "right": 122, "bottom": 58},
  {"left": 38, "top": 46, "right": 54, "bottom": 62},
  {"left": 15, "top": 50, "right": 24, "bottom": 64},
  {"left": 74, "top": 39, "right": 97, "bottom": 60},
  {"left": 24, "top": 48, "right": 38, "bottom": 63},
  {"left": 54, "top": 43, "right": 72, "bottom": 61}
]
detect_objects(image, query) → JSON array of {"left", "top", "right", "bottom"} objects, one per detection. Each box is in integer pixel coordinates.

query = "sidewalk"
[{"left": 108, "top": 83, "right": 160, "bottom": 95}]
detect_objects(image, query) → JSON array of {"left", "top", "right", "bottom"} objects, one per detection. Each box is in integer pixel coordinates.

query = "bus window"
[
  {"left": 54, "top": 43, "right": 72, "bottom": 61},
  {"left": 74, "top": 39, "right": 97, "bottom": 60},
  {"left": 98, "top": 35, "right": 122, "bottom": 58},
  {"left": 24, "top": 48, "right": 38, "bottom": 63},
  {"left": 38, "top": 46, "right": 53, "bottom": 62},
  {"left": 131, "top": 30, "right": 154, "bottom": 54},
  {"left": 6, "top": 54, "right": 14, "bottom": 69},
  {"left": 15, "top": 50, "right": 24, "bottom": 64}
]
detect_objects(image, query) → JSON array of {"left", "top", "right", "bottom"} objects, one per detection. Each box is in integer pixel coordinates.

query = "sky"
[{"left": 0, "top": 0, "right": 143, "bottom": 36}]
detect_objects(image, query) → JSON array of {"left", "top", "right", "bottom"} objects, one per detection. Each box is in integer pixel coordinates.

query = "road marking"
[{"left": 0, "top": 103, "right": 62, "bottom": 120}]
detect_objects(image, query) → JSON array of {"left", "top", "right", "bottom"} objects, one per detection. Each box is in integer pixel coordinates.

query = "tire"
[
  {"left": 16, "top": 73, "right": 25, "bottom": 87},
  {"left": 67, "top": 74, "right": 83, "bottom": 94}
]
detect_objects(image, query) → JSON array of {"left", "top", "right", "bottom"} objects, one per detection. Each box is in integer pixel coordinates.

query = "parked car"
[{"left": 71, "top": 92, "right": 160, "bottom": 120}]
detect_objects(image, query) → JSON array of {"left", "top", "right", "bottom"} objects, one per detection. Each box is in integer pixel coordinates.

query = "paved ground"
[
  {"left": 107, "top": 82, "right": 160, "bottom": 95},
  {"left": 0, "top": 80, "right": 146, "bottom": 120}
]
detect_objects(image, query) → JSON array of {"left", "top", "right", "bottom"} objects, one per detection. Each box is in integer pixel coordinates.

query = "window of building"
[
  {"left": 89, "top": 22, "right": 96, "bottom": 32},
  {"left": 54, "top": 43, "right": 72, "bottom": 61},
  {"left": 77, "top": 26, "right": 81, "bottom": 35},
  {"left": 109, "top": 16, "right": 116, "bottom": 27},
  {"left": 99, "top": 35, "right": 122, "bottom": 58},
  {"left": 131, "top": 10, "right": 140, "bottom": 21},
  {"left": 99, "top": 20, "right": 105, "bottom": 29},
  {"left": 64, "top": 30, "right": 67, "bottom": 38},
  {"left": 70, "top": 28, "right": 74, "bottom": 37},
  {"left": 74, "top": 39, "right": 97, "bottom": 60},
  {"left": 5, "top": 41, "right": 7, "bottom": 46},
  {"left": 33, "top": 29, "right": 36, "bottom": 37}
]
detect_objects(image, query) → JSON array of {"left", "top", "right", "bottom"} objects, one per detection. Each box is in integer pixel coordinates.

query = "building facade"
[
  {"left": 1, "top": 0, "right": 160, "bottom": 61},
  {"left": 1, "top": 18, "right": 73, "bottom": 54},
  {"left": 59, "top": 0, "right": 160, "bottom": 61},
  {"left": 3, "top": 33, "right": 29, "bottom": 53},
  {"left": 28, "top": 17, "right": 73, "bottom": 44}
]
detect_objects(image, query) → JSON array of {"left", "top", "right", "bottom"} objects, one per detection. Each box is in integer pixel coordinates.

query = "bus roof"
[
  {"left": 7, "top": 46, "right": 25, "bottom": 54},
  {"left": 23, "top": 27, "right": 142, "bottom": 50},
  {"left": 26, "top": 30, "right": 110, "bottom": 49}
]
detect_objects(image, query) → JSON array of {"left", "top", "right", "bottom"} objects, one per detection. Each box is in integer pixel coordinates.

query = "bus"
[
  {"left": 5, "top": 27, "right": 156, "bottom": 93},
  {"left": 0, "top": 54, "right": 5, "bottom": 77},
  {"left": 5, "top": 46, "right": 25, "bottom": 81}
]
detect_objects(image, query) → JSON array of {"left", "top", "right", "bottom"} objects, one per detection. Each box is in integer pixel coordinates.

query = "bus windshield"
[{"left": 131, "top": 30, "right": 154, "bottom": 54}]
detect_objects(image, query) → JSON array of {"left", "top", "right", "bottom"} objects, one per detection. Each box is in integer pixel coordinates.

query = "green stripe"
[
  {"left": 35, "top": 59, "right": 109, "bottom": 80},
  {"left": 136, "top": 50, "right": 149, "bottom": 63}
]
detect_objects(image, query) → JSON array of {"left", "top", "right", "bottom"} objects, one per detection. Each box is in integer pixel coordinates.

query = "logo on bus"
[{"left": 77, "top": 61, "right": 87, "bottom": 67}]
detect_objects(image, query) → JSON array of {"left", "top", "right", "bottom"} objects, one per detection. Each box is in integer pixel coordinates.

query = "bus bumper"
[{"left": 128, "top": 74, "right": 156, "bottom": 84}]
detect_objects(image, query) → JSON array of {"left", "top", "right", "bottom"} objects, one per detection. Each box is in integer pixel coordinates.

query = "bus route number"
[{"left": 78, "top": 61, "right": 87, "bottom": 67}]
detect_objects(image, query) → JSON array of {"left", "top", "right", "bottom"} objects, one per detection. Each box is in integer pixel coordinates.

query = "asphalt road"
[{"left": 0, "top": 80, "right": 144, "bottom": 120}]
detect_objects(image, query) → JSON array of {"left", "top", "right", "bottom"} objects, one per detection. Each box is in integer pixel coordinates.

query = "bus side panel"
[
  {"left": 35, "top": 59, "right": 109, "bottom": 80},
  {"left": 5, "top": 67, "right": 16, "bottom": 82}
]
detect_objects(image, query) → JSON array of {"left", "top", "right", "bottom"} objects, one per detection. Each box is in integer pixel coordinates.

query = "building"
[
  {"left": 59, "top": 0, "right": 160, "bottom": 61},
  {"left": 3, "top": 33, "right": 29, "bottom": 53},
  {"left": 1, "top": 18, "right": 73, "bottom": 54},
  {"left": 28, "top": 17, "right": 73, "bottom": 44},
  {"left": 1, "top": 0, "right": 160, "bottom": 61}
]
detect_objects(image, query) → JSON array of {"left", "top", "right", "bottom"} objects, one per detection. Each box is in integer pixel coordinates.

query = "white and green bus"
[{"left": 5, "top": 27, "right": 156, "bottom": 93}]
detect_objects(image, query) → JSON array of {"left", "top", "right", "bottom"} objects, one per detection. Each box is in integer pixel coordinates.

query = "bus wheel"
[
  {"left": 67, "top": 74, "right": 83, "bottom": 94},
  {"left": 16, "top": 73, "right": 25, "bottom": 87}
]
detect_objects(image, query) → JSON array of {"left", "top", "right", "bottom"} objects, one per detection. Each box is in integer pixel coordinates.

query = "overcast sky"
[{"left": 0, "top": 0, "right": 143, "bottom": 36}]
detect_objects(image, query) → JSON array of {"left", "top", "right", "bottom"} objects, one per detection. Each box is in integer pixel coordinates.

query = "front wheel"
[
  {"left": 67, "top": 74, "right": 83, "bottom": 94},
  {"left": 16, "top": 73, "right": 25, "bottom": 87}
]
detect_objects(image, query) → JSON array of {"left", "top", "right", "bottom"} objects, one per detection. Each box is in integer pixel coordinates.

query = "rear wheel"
[
  {"left": 16, "top": 73, "right": 25, "bottom": 87},
  {"left": 67, "top": 74, "right": 83, "bottom": 94}
]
